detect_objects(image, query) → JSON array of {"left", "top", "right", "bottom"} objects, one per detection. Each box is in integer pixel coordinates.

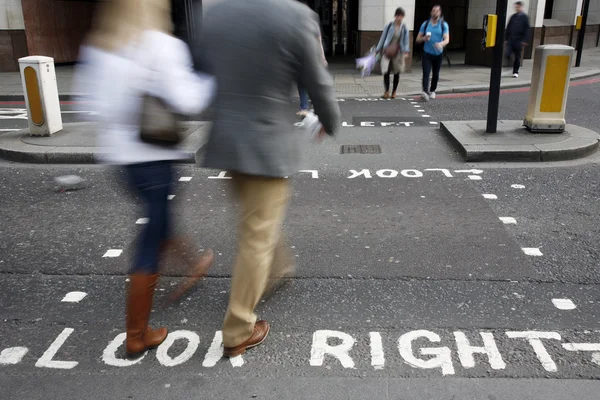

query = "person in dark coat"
[{"left": 505, "top": 1, "right": 531, "bottom": 78}]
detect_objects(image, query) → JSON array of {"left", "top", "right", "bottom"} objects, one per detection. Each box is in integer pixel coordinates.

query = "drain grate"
[{"left": 340, "top": 145, "right": 382, "bottom": 154}]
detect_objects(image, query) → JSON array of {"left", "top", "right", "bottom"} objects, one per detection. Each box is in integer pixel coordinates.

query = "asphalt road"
[{"left": 1, "top": 86, "right": 600, "bottom": 399}]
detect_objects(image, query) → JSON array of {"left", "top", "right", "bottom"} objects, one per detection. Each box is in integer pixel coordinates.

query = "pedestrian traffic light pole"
[
  {"left": 575, "top": 0, "right": 591, "bottom": 67},
  {"left": 486, "top": 0, "right": 508, "bottom": 133}
]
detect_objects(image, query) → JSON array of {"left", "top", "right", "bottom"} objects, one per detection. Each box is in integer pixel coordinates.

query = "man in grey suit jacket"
[{"left": 197, "top": 0, "right": 340, "bottom": 357}]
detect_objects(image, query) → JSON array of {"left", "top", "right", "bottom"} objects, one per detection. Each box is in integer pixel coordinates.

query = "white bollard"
[
  {"left": 18, "top": 56, "right": 63, "bottom": 136},
  {"left": 523, "top": 45, "right": 574, "bottom": 133}
]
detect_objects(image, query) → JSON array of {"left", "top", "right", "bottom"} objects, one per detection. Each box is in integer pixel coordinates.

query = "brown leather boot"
[
  {"left": 391, "top": 91, "right": 397, "bottom": 99},
  {"left": 382, "top": 91, "right": 390, "bottom": 99},
  {"left": 126, "top": 273, "right": 168, "bottom": 357},
  {"left": 223, "top": 320, "right": 270, "bottom": 357},
  {"left": 167, "top": 248, "right": 214, "bottom": 304}
]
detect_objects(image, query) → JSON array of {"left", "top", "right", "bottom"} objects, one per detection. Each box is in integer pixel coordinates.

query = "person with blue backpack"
[{"left": 416, "top": 5, "right": 450, "bottom": 101}]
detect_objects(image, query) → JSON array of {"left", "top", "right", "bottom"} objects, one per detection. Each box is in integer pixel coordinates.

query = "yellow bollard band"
[{"left": 24, "top": 66, "right": 45, "bottom": 126}]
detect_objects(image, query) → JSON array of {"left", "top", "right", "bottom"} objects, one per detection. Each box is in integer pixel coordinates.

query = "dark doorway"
[
  {"left": 306, "top": 0, "right": 359, "bottom": 57},
  {"left": 171, "top": 0, "right": 201, "bottom": 43},
  {"left": 414, "top": 0, "right": 469, "bottom": 51}
]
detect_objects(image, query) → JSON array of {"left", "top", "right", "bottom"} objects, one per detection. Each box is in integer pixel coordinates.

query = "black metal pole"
[
  {"left": 575, "top": 0, "right": 590, "bottom": 67},
  {"left": 486, "top": 0, "right": 508, "bottom": 133}
]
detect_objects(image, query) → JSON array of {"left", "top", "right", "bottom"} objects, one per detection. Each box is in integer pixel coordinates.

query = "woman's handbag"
[
  {"left": 383, "top": 42, "right": 400, "bottom": 59},
  {"left": 139, "top": 94, "right": 182, "bottom": 146}
]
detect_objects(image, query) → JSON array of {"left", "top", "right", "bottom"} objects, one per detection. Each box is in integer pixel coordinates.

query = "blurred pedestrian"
[
  {"left": 297, "top": 0, "right": 328, "bottom": 117},
  {"left": 505, "top": 1, "right": 531, "bottom": 78},
  {"left": 416, "top": 5, "right": 450, "bottom": 101},
  {"left": 376, "top": 7, "right": 410, "bottom": 99},
  {"left": 197, "top": 0, "right": 340, "bottom": 357},
  {"left": 74, "top": 0, "right": 216, "bottom": 357}
]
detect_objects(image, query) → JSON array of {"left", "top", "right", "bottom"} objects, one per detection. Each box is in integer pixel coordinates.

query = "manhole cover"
[{"left": 340, "top": 145, "right": 382, "bottom": 154}]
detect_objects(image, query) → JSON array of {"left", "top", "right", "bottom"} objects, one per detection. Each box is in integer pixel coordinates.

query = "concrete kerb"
[
  {"left": 440, "top": 120, "right": 600, "bottom": 162},
  {"left": 0, "top": 122, "right": 205, "bottom": 164}
]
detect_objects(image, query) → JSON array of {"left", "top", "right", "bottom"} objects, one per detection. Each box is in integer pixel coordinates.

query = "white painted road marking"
[
  {"left": 4, "top": 328, "right": 598, "bottom": 374},
  {"left": 0, "top": 347, "right": 29, "bottom": 365},
  {"left": 310, "top": 330, "right": 356, "bottom": 369},
  {"left": 102, "top": 333, "right": 146, "bottom": 367},
  {"left": 399, "top": 330, "right": 455, "bottom": 375},
  {"left": 299, "top": 170, "right": 319, "bottom": 179},
  {"left": 505, "top": 331, "right": 561, "bottom": 372},
  {"left": 136, "top": 218, "right": 149, "bottom": 225},
  {"left": 512, "top": 184, "right": 526, "bottom": 189},
  {"left": 156, "top": 330, "right": 200, "bottom": 367},
  {"left": 454, "top": 331, "right": 506, "bottom": 370},
  {"left": 202, "top": 331, "right": 245, "bottom": 368},
  {"left": 499, "top": 217, "right": 517, "bottom": 224},
  {"left": 35, "top": 328, "right": 78, "bottom": 369},
  {"left": 179, "top": 177, "right": 192, "bottom": 182},
  {"left": 552, "top": 298, "right": 577, "bottom": 310},
  {"left": 102, "top": 249, "right": 122, "bottom": 258},
  {"left": 468, "top": 175, "right": 482, "bottom": 180},
  {"left": 61, "top": 291, "right": 87, "bottom": 303},
  {"left": 369, "top": 332, "right": 385, "bottom": 370},
  {"left": 422, "top": 115, "right": 431, "bottom": 117},
  {"left": 522, "top": 248, "right": 543, "bottom": 256},
  {"left": 204, "top": 169, "right": 480, "bottom": 180},
  {"left": 483, "top": 194, "right": 498, "bottom": 199},
  {"left": 208, "top": 171, "right": 232, "bottom": 180},
  {"left": 167, "top": 195, "right": 176, "bottom": 200},
  {"left": 563, "top": 343, "right": 600, "bottom": 365}
]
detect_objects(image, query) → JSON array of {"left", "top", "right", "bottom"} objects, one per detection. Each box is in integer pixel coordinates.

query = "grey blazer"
[{"left": 196, "top": 0, "right": 341, "bottom": 177}]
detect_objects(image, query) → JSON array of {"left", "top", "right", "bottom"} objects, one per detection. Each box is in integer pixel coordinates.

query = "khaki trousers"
[{"left": 222, "top": 172, "right": 291, "bottom": 347}]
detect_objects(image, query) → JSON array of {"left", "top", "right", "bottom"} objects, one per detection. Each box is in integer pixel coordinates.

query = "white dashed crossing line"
[
  {"left": 522, "top": 248, "right": 543, "bottom": 256},
  {"left": 552, "top": 298, "right": 577, "bottom": 310},
  {"left": 102, "top": 249, "right": 123, "bottom": 258},
  {"left": 61, "top": 292, "right": 87, "bottom": 303},
  {"left": 468, "top": 175, "right": 482, "bottom": 180},
  {"left": 136, "top": 218, "right": 149, "bottom": 224},
  {"left": 483, "top": 194, "right": 498, "bottom": 199},
  {"left": 512, "top": 184, "right": 526, "bottom": 189},
  {"left": 167, "top": 195, "right": 176, "bottom": 200},
  {"left": 179, "top": 177, "right": 192, "bottom": 182},
  {"left": 499, "top": 217, "right": 517, "bottom": 225},
  {"left": 0, "top": 347, "right": 29, "bottom": 365}
]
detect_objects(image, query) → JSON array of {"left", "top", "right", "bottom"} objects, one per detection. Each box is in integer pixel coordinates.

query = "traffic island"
[
  {"left": 440, "top": 120, "right": 600, "bottom": 162},
  {"left": 0, "top": 122, "right": 209, "bottom": 164}
]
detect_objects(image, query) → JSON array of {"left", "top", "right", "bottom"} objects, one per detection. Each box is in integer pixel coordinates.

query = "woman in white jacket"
[{"left": 74, "top": 0, "right": 215, "bottom": 357}]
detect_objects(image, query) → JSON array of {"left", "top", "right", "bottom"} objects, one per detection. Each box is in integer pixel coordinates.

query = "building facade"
[{"left": 1, "top": 0, "right": 599, "bottom": 72}]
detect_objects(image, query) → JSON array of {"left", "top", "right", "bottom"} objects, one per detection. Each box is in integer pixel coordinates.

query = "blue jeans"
[
  {"left": 125, "top": 161, "right": 173, "bottom": 274},
  {"left": 298, "top": 85, "right": 309, "bottom": 110}
]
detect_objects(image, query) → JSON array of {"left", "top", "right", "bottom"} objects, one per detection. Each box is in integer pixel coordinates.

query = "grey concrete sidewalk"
[{"left": 1, "top": 48, "right": 600, "bottom": 99}]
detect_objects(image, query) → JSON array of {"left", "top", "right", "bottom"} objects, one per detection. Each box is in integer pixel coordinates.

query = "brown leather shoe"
[
  {"left": 381, "top": 91, "right": 390, "bottom": 99},
  {"left": 391, "top": 91, "right": 397, "bottom": 99},
  {"left": 223, "top": 320, "right": 270, "bottom": 357},
  {"left": 126, "top": 274, "right": 168, "bottom": 357}
]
